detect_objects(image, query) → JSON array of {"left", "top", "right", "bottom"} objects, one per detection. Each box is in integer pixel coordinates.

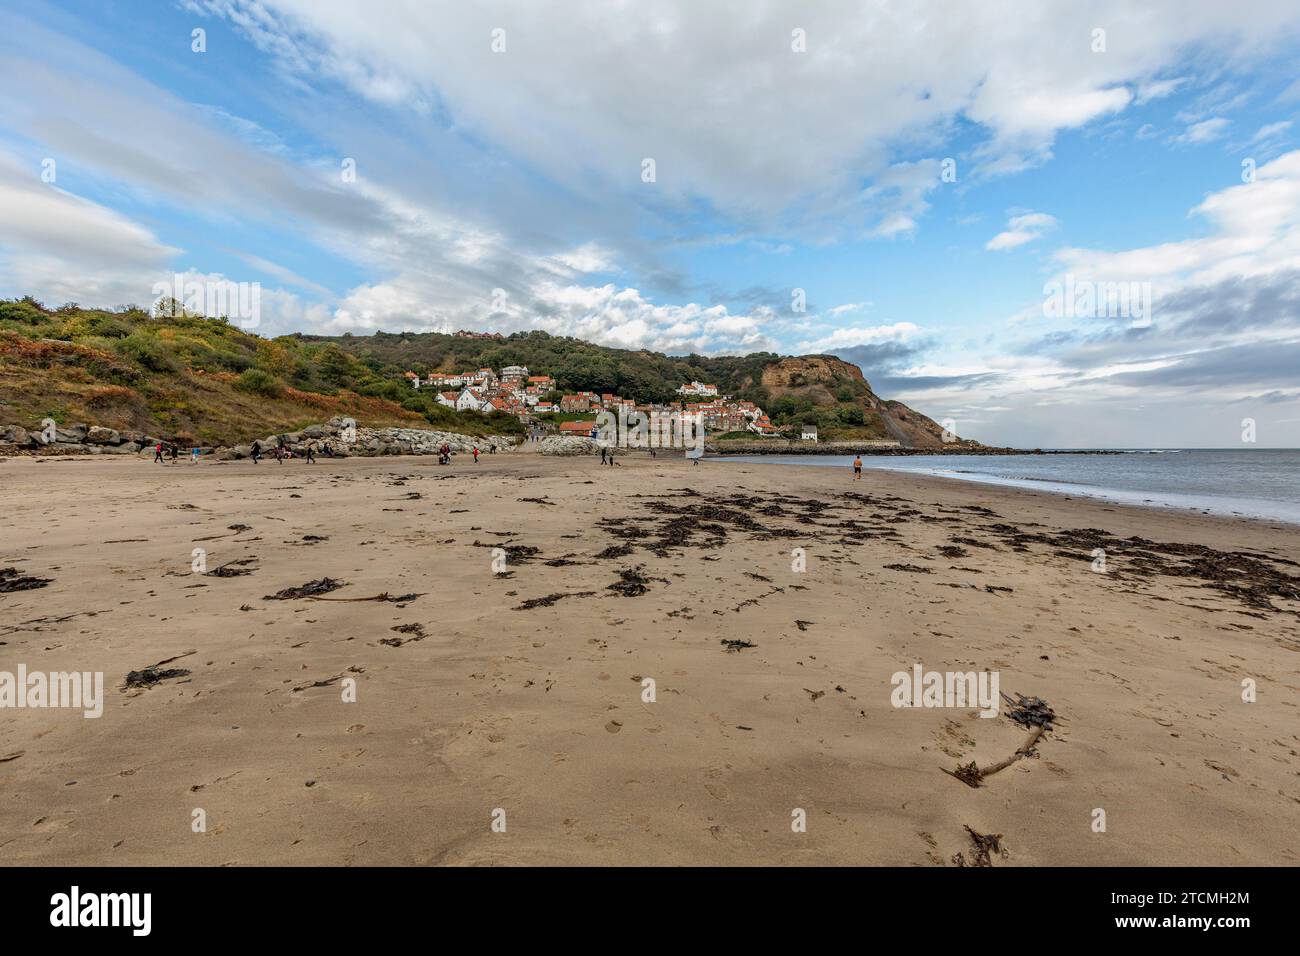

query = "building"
[
  {"left": 455, "top": 388, "right": 488, "bottom": 412},
  {"left": 560, "top": 394, "right": 590, "bottom": 413},
  {"left": 801, "top": 425, "right": 818, "bottom": 441},
  {"left": 748, "top": 415, "right": 779, "bottom": 436},
  {"left": 559, "top": 420, "right": 598, "bottom": 438},
  {"left": 500, "top": 365, "right": 529, "bottom": 382},
  {"left": 435, "top": 391, "right": 458, "bottom": 408},
  {"left": 677, "top": 381, "right": 719, "bottom": 397}
]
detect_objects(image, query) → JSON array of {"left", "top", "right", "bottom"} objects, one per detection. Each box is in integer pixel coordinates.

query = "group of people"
[
  {"left": 250, "top": 439, "right": 335, "bottom": 464},
  {"left": 152, "top": 442, "right": 196, "bottom": 464}
]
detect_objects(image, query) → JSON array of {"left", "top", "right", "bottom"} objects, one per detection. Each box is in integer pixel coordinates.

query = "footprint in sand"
[{"left": 704, "top": 782, "right": 730, "bottom": 802}]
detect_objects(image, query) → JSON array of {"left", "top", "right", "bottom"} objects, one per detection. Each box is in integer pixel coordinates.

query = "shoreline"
[{"left": 703, "top": 453, "right": 1300, "bottom": 529}]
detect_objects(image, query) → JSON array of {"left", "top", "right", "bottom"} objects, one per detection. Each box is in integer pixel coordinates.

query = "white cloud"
[
  {"left": 189, "top": 0, "right": 1300, "bottom": 229},
  {"left": 1251, "top": 120, "right": 1293, "bottom": 143},
  {"left": 1135, "top": 76, "right": 1187, "bottom": 104},
  {"left": 1172, "top": 117, "right": 1229, "bottom": 144},
  {"left": 797, "top": 322, "right": 922, "bottom": 353},
  {"left": 986, "top": 212, "right": 1058, "bottom": 251}
]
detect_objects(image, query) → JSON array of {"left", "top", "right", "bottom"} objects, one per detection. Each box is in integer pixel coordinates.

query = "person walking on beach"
[
  {"left": 251, "top": 440, "right": 262, "bottom": 464},
  {"left": 472, "top": 446, "right": 480, "bottom": 463},
  {"left": 305, "top": 443, "right": 316, "bottom": 464},
  {"left": 600, "top": 446, "right": 608, "bottom": 465},
  {"left": 153, "top": 442, "right": 165, "bottom": 464},
  {"left": 191, "top": 445, "right": 200, "bottom": 464},
  {"left": 853, "top": 455, "right": 862, "bottom": 480},
  {"left": 170, "top": 443, "right": 179, "bottom": 462}
]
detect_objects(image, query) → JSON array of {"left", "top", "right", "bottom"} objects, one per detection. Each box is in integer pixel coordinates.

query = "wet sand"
[{"left": 1, "top": 451, "right": 1297, "bottom": 865}]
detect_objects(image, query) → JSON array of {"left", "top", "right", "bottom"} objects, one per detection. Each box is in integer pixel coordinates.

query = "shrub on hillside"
[
  {"left": 114, "top": 331, "right": 177, "bottom": 372},
  {"left": 234, "top": 367, "right": 285, "bottom": 398}
]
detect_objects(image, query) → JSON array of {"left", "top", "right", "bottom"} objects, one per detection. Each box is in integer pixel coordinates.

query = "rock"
[
  {"left": 1, "top": 425, "right": 30, "bottom": 446},
  {"left": 54, "top": 425, "right": 88, "bottom": 443},
  {"left": 120, "top": 430, "right": 147, "bottom": 445},
  {"left": 107, "top": 442, "right": 143, "bottom": 454},
  {"left": 85, "top": 426, "right": 121, "bottom": 445},
  {"left": 538, "top": 436, "right": 603, "bottom": 456}
]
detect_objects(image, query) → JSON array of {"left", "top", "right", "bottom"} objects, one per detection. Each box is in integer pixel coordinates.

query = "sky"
[{"left": 2, "top": 1, "right": 1299, "bottom": 447}]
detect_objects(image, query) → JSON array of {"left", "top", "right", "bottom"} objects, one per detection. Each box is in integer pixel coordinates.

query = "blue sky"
[{"left": 2, "top": 0, "right": 1300, "bottom": 446}]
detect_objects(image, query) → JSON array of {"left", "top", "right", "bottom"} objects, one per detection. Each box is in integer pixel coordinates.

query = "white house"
[
  {"left": 677, "top": 381, "right": 719, "bottom": 397},
  {"left": 501, "top": 365, "right": 529, "bottom": 381},
  {"left": 801, "top": 425, "right": 818, "bottom": 441},
  {"left": 456, "top": 387, "right": 488, "bottom": 412},
  {"left": 435, "top": 391, "right": 458, "bottom": 408}
]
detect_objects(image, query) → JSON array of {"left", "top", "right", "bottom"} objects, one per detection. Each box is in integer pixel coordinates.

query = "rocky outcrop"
[{"left": 751, "top": 354, "right": 966, "bottom": 449}]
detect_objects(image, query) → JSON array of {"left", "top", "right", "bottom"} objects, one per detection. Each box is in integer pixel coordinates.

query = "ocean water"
[{"left": 713, "top": 449, "right": 1300, "bottom": 525}]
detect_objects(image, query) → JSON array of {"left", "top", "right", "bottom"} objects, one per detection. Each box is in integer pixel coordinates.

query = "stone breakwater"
[{"left": 0, "top": 417, "right": 516, "bottom": 459}]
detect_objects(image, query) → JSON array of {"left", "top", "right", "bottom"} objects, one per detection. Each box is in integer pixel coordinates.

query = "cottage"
[
  {"left": 801, "top": 425, "right": 818, "bottom": 441},
  {"left": 455, "top": 388, "right": 488, "bottom": 412}
]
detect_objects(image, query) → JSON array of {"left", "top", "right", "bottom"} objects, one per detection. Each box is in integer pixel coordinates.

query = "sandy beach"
[{"left": 1, "top": 450, "right": 1297, "bottom": 866}]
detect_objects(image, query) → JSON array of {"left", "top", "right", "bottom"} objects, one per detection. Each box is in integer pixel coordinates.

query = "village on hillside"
[{"left": 406, "top": 366, "right": 787, "bottom": 438}]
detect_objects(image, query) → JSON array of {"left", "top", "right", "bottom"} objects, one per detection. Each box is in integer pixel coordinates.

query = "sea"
[{"left": 713, "top": 448, "right": 1300, "bottom": 525}]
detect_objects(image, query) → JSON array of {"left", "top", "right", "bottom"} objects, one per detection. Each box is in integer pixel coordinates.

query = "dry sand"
[{"left": 1, "top": 450, "right": 1298, "bottom": 866}]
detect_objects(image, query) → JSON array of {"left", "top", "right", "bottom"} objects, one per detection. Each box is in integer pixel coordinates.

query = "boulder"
[
  {"left": 120, "top": 430, "right": 147, "bottom": 445},
  {"left": 1, "top": 425, "right": 30, "bottom": 446},
  {"left": 538, "top": 436, "right": 603, "bottom": 456},
  {"left": 54, "top": 425, "right": 88, "bottom": 444},
  {"left": 85, "top": 426, "right": 121, "bottom": 445}
]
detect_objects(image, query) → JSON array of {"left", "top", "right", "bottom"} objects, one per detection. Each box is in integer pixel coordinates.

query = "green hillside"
[
  {"left": 0, "top": 296, "right": 963, "bottom": 447},
  {"left": 0, "top": 298, "right": 523, "bottom": 445}
]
